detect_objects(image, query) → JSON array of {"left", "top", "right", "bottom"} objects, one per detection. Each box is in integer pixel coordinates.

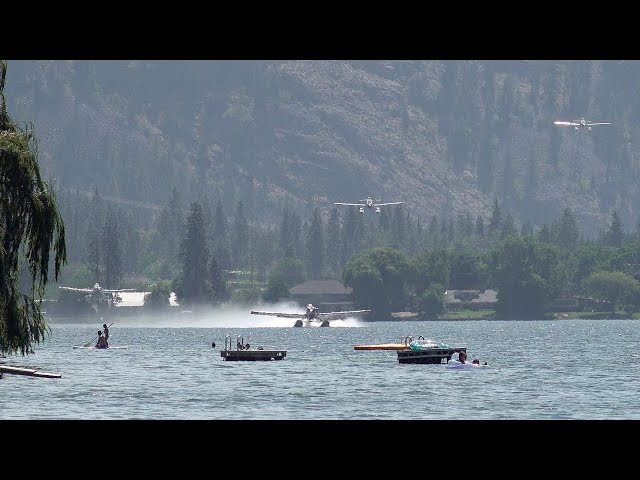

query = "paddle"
[{"left": 83, "top": 322, "right": 113, "bottom": 347}]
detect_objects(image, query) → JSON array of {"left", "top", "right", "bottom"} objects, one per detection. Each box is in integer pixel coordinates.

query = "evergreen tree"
[
  {"left": 174, "top": 202, "right": 210, "bottom": 307},
  {"left": 102, "top": 210, "right": 123, "bottom": 288},
  {"left": 500, "top": 213, "right": 517, "bottom": 239},
  {"left": 325, "top": 207, "right": 341, "bottom": 276},
  {"left": 521, "top": 220, "right": 534, "bottom": 236},
  {"left": 607, "top": 211, "right": 624, "bottom": 247},
  {"left": 305, "top": 208, "right": 325, "bottom": 279},
  {"left": 230, "top": 201, "right": 249, "bottom": 267},
  {"left": 557, "top": 208, "right": 579, "bottom": 250},
  {"left": 87, "top": 223, "right": 101, "bottom": 283},
  {"left": 488, "top": 198, "right": 502, "bottom": 235},
  {"left": 538, "top": 224, "right": 552, "bottom": 244},
  {"left": 211, "top": 198, "right": 231, "bottom": 270},
  {"left": 208, "top": 255, "right": 229, "bottom": 303}
]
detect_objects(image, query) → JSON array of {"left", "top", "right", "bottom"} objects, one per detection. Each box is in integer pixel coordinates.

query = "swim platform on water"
[
  {"left": 220, "top": 335, "right": 287, "bottom": 362},
  {"left": 354, "top": 335, "right": 428, "bottom": 351},
  {"left": 397, "top": 347, "right": 467, "bottom": 364}
]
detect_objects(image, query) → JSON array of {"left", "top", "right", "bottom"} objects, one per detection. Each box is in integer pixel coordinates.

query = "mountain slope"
[{"left": 5, "top": 60, "right": 640, "bottom": 234}]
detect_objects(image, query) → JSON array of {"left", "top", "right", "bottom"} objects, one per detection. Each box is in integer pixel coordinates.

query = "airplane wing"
[
  {"left": 103, "top": 288, "right": 136, "bottom": 292},
  {"left": 586, "top": 122, "right": 611, "bottom": 126},
  {"left": 375, "top": 202, "right": 405, "bottom": 207},
  {"left": 554, "top": 121, "right": 580, "bottom": 126},
  {"left": 318, "top": 309, "right": 372, "bottom": 321},
  {"left": 334, "top": 202, "right": 365, "bottom": 207},
  {"left": 250, "top": 311, "right": 303, "bottom": 319},
  {"left": 59, "top": 286, "right": 93, "bottom": 292}
]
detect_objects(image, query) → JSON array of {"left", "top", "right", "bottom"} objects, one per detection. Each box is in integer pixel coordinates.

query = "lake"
[{"left": 2, "top": 314, "right": 639, "bottom": 419}]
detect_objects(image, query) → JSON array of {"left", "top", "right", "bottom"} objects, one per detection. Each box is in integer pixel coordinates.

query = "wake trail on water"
[{"left": 108, "top": 301, "right": 367, "bottom": 328}]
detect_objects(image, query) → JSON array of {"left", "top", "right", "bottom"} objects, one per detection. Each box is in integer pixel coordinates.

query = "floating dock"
[
  {"left": 0, "top": 365, "right": 62, "bottom": 378},
  {"left": 354, "top": 343, "right": 410, "bottom": 351},
  {"left": 220, "top": 335, "right": 287, "bottom": 362},
  {"left": 397, "top": 347, "right": 467, "bottom": 364},
  {"left": 354, "top": 335, "right": 419, "bottom": 351}
]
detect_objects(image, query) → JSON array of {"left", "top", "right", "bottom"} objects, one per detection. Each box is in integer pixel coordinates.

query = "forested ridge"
[
  {"left": 6, "top": 60, "right": 640, "bottom": 318},
  {"left": 6, "top": 60, "right": 640, "bottom": 234}
]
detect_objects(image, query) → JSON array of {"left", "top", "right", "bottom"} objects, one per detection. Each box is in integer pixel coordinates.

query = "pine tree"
[
  {"left": 174, "top": 202, "right": 210, "bottom": 307},
  {"left": 305, "top": 208, "right": 325, "bottom": 279},
  {"left": 208, "top": 255, "right": 229, "bottom": 303},
  {"left": 102, "top": 210, "right": 123, "bottom": 288},
  {"left": 607, "top": 211, "right": 624, "bottom": 247},
  {"left": 325, "top": 207, "right": 341, "bottom": 276},
  {"left": 230, "top": 201, "right": 249, "bottom": 268},
  {"left": 488, "top": 199, "right": 502, "bottom": 235},
  {"left": 557, "top": 208, "right": 579, "bottom": 250},
  {"left": 211, "top": 198, "right": 231, "bottom": 270}
]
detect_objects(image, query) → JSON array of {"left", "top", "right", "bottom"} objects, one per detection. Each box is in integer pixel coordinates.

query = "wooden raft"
[
  {"left": 353, "top": 343, "right": 410, "bottom": 351},
  {"left": 0, "top": 365, "right": 62, "bottom": 378}
]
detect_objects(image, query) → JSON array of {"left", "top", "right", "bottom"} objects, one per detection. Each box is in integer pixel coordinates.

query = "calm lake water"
[{"left": 2, "top": 315, "right": 640, "bottom": 419}]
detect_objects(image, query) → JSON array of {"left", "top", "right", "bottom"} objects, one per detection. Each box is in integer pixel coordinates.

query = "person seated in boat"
[
  {"left": 472, "top": 358, "right": 480, "bottom": 364},
  {"left": 102, "top": 323, "right": 109, "bottom": 348},
  {"left": 95, "top": 331, "right": 108, "bottom": 349},
  {"left": 458, "top": 351, "right": 467, "bottom": 364}
]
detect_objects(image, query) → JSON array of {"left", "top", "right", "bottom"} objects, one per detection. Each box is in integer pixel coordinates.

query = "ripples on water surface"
[{"left": 2, "top": 317, "right": 640, "bottom": 419}]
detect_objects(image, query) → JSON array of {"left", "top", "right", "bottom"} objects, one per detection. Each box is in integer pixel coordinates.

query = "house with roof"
[
  {"left": 289, "top": 279, "right": 355, "bottom": 311},
  {"left": 113, "top": 291, "right": 180, "bottom": 316},
  {"left": 444, "top": 289, "right": 498, "bottom": 311}
]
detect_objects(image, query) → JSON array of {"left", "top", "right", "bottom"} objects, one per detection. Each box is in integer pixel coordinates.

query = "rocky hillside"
[{"left": 5, "top": 60, "right": 640, "bottom": 235}]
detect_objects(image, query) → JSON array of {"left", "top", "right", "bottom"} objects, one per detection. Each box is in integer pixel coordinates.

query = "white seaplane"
[
  {"left": 334, "top": 196, "right": 405, "bottom": 214},
  {"left": 554, "top": 117, "right": 611, "bottom": 131},
  {"left": 59, "top": 283, "right": 134, "bottom": 313},
  {"left": 250, "top": 303, "right": 372, "bottom": 327}
]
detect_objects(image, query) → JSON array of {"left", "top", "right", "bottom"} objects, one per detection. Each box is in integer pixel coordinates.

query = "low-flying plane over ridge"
[
  {"left": 334, "top": 196, "right": 405, "bottom": 214},
  {"left": 554, "top": 117, "right": 611, "bottom": 131}
]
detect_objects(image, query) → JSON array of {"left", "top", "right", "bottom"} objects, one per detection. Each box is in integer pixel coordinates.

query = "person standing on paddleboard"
[
  {"left": 96, "top": 330, "right": 108, "bottom": 349},
  {"left": 102, "top": 323, "right": 109, "bottom": 348}
]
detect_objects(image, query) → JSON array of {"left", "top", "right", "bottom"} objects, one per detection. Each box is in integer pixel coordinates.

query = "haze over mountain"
[{"left": 5, "top": 60, "right": 640, "bottom": 234}]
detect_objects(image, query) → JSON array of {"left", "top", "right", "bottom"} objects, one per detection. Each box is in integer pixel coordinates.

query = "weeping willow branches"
[{"left": 0, "top": 60, "right": 67, "bottom": 355}]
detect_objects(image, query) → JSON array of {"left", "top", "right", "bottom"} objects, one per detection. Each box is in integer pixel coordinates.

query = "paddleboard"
[{"left": 73, "top": 346, "right": 130, "bottom": 350}]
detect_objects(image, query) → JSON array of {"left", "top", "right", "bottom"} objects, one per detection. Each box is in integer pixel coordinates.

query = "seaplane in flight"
[
  {"left": 250, "top": 303, "right": 372, "bottom": 327},
  {"left": 334, "top": 196, "right": 405, "bottom": 214},
  {"left": 554, "top": 118, "right": 611, "bottom": 131},
  {"left": 59, "top": 283, "right": 134, "bottom": 313}
]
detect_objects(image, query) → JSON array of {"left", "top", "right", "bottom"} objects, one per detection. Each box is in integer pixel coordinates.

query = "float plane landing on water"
[
  {"left": 59, "top": 283, "right": 135, "bottom": 313},
  {"left": 554, "top": 117, "right": 611, "bottom": 131},
  {"left": 250, "top": 303, "right": 372, "bottom": 327},
  {"left": 334, "top": 196, "right": 405, "bottom": 214}
]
